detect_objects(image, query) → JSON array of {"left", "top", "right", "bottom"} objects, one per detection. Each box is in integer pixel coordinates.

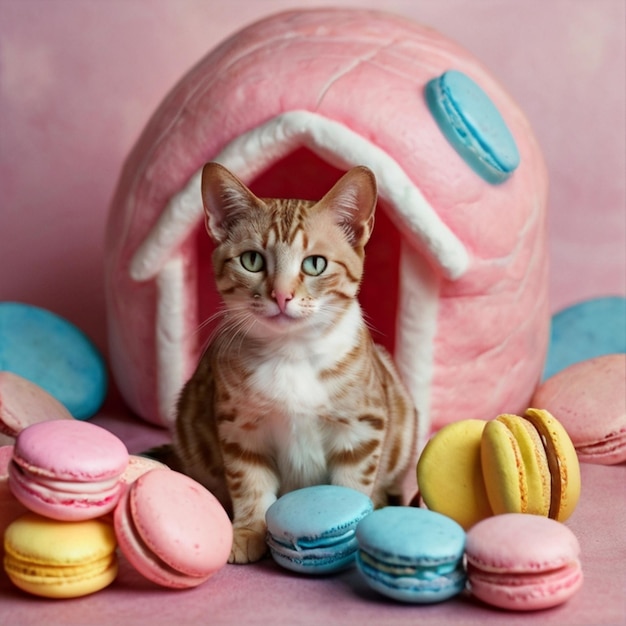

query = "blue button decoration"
[
  {"left": 0, "top": 302, "right": 108, "bottom": 419},
  {"left": 425, "top": 69, "right": 520, "bottom": 184},
  {"left": 543, "top": 295, "right": 626, "bottom": 380}
]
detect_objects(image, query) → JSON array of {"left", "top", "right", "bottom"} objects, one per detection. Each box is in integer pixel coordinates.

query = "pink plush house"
[{"left": 105, "top": 9, "right": 549, "bottom": 446}]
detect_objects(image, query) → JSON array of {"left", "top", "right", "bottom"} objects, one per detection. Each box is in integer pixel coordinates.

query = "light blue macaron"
[
  {"left": 265, "top": 485, "right": 374, "bottom": 575},
  {"left": 355, "top": 506, "right": 467, "bottom": 603},
  {"left": 543, "top": 295, "right": 626, "bottom": 380},
  {"left": 0, "top": 302, "right": 107, "bottom": 419},
  {"left": 425, "top": 69, "right": 520, "bottom": 184}
]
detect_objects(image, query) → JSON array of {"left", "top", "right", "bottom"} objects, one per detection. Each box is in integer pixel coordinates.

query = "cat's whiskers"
[
  {"left": 194, "top": 307, "right": 228, "bottom": 336},
  {"left": 358, "top": 306, "right": 383, "bottom": 337},
  {"left": 193, "top": 303, "right": 248, "bottom": 357},
  {"left": 216, "top": 309, "right": 259, "bottom": 361}
]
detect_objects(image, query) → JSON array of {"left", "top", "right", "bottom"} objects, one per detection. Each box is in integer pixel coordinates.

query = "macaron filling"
[
  {"left": 466, "top": 560, "right": 583, "bottom": 610},
  {"left": 9, "top": 460, "right": 123, "bottom": 515},
  {"left": 575, "top": 429, "right": 626, "bottom": 458},
  {"left": 266, "top": 531, "right": 360, "bottom": 572},
  {"left": 4, "top": 548, "right": 118, "bottom": 589},
  {"left": 358, "top": 549, "right": 466, "bottom": 581},
  {"left": 356, "top": 551, "right": 466, "bottom": 602},
  {"left": 522, "top": 409, "right": 577, "bottom": 520}
]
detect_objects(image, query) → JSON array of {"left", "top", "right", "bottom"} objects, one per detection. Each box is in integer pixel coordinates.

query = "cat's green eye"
[
  {"left": 302, "top": 255, "right": 327, "bottom": 276},
  {"left": 240, "top": 251, "right": 265, "bottom": 273}
]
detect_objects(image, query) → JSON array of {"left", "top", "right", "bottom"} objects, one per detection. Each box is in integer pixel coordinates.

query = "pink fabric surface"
[
  {"left": 1, "top": 462, "right": 624, "bottom": 625},
  {"left": 1, "top": 1, "right": 624, "bottom": 624}
]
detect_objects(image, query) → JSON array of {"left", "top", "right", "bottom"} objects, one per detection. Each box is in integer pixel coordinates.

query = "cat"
[{"left": 164, "top": 162, "right": 417, "bottom": 564}]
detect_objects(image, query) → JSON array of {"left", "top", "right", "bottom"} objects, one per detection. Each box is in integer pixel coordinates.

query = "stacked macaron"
[
  {"left": 3, "top": 417, "right": 233, "bottom": 598},
  {"left": 8, "top": 420, "right": 129, "bottom": 522},
  {"left": 416, "top": 408, "right": 581, "bottom": 530},
  {"left": 4, "top": 419, "right": 128, "bottom": 598}
]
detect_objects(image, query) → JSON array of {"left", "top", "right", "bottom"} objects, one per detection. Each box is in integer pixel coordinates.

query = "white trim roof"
[{"left": 129, "top": 110, "right": 469, "bottom": 283}]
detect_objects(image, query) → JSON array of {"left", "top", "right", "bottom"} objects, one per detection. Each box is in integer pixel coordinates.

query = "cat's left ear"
[
  {"left": 319, "top": 166, "right": 377, "bottom": 247},
  {"left": 201, "top": 162, "right": 262, "bottom": 243}
]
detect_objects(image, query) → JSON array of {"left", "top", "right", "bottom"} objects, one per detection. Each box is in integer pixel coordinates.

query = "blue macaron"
[
  {"left": 0, "top": 302, "right": 107, "bottom": 419},
  {"left": 355, "top": 506, "right": 467, "bottom": 603},
  {"left": 543, "top": 295, "right": 626, "bottom": 380},
  {"left": 425, "top": 69, "right": 520, "bottom": 185},
  {"left": 265, "top": 485, "right": 374, "bottom": 574}
]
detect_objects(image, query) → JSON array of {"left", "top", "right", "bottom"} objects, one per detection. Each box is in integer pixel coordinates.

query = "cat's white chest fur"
[
  {"left": 250, "top": 356, "right": 330, "bottom": 490},
  {"left": 253, "top": 357, "right": 330, "bottom": 413},
  {"left": 247, "top": 304, "right": 363, "bottom": 488}
]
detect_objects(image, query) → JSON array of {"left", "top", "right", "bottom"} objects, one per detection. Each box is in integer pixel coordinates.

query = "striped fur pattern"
[{"left": 172, "top": 163, "right": 417, "bottom": 563}]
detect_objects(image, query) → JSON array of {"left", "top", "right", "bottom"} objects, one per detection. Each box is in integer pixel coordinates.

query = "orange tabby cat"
[{"left": 171, "top": 162, "right": 417, "bottom": 563}]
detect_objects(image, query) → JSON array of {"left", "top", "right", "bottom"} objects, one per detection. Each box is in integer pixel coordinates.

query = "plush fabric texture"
[{"left": 104, "top": 9, "right": 549, "bottom": 448}]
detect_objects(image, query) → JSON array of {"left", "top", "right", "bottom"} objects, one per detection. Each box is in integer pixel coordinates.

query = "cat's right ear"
[
  {"left": 201, "top": 163, "right": 260, "bottom": 243},
  {"left": 319, "top": 166, "right": 378, "bottom": 248}
]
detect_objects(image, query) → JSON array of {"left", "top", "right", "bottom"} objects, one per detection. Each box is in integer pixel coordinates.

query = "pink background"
[
  {"left": 1, "top": 1, "right": 625, "bottom": 625},
  {"left": 1, "top": 0, "right": 624, "bottom": 358}
]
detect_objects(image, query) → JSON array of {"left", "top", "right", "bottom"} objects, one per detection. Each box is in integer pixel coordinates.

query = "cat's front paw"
[{"left": 229, "top": 526, "right": 268, "bottom": 564}]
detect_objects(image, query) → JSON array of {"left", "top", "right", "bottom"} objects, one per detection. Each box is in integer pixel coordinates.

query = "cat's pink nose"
[{"left": 272, "top": 290, "right": 293, "bottom": 313}]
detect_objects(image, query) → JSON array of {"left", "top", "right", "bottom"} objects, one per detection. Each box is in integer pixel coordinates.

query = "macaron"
[
  {"left": 0, "top": 371, "right": 73, "bottom": 441},
  {"left": 265, "top": 485, "right": 374, "bottom": 574},
  {"left": 0, "top": 301, "right": 108, "bottom": 419},
  {"left": 114, "top": 468, "right": 232, "bottom": 588},
  {"left": 355, "top": 506, "right": 466, "bottom": 603},
  {"left": 543, "top": 296, "right": 626, "bottom": 380},
  {"left": 481, "top": 409, "right": 581, "bottom": 521},
  {"left": 120, "top": 454, "right": 170, "bottom": 491},
  {"left": 4, "top": 512, "right": 118, "bottom": 598},
  {"left": 532, "top": 354, "right": 626, "bottom": 465},
  {"left": 425, "top": 69, "right": 520, "bottom": 184},
  {"left": 8, "top": 420, "right": 129, "bottom": 521},
  {"left": 465, "top": 513, "right": 583, "bottom": 611},
  {"left": 0, "top": 445, "right": 27, "bottom": 553},
  {"left": 416, "top": 419, "right": 493, "bottom": 529}
]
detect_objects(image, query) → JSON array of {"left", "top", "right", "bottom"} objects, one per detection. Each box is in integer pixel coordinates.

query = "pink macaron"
[
  {"left": 465, "top": 514, "right": 583, "bottom": 611},
  {"left": 114, "top": 468, "right": 233, "bottom": 589},
  {"left": 119, "top": 454, "right": 170, "bottom": 492},
  {"left": 1, "top": 445, "right": 27, "bottom": 551},
  {"left": 8, "top": 420, "right": 129, "bottom": 521},
  {"left": 0, "top": 371, "right": 73, "bottom": 445},
  {"left": 532, "top": 354, "right": 626, "bottom": 465}
]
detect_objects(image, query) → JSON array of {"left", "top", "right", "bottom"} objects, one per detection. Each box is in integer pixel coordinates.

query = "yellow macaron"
[
  {"left": 4, "top": 512, "right": 118, "bottom": 598},
  {"left": 416, "top": 419, "right": 493, "bottom": 529},
  {"left": 481, "top": 408, "right": 581, "bottom": 521}
]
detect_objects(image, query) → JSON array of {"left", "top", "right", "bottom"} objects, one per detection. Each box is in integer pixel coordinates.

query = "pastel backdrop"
[
  {"left": 1, "top": 0, "right": 624, "bottom": 364},
  {"left": 0, "top": 3, "right": 625, "bottom": 626}
]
